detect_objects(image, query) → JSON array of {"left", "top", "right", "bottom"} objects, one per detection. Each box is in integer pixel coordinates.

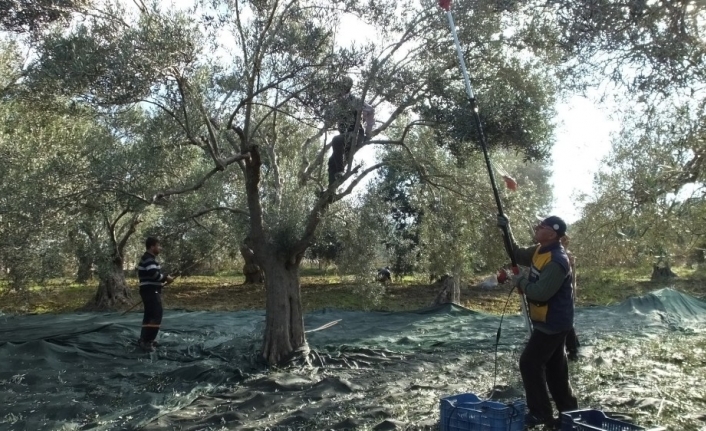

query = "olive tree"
[
  {"left": 573, "top": 102, "right": 706, "bottom": 269},
  {"left": 25, "top": 0, "right": 566, "bottom": 364}
]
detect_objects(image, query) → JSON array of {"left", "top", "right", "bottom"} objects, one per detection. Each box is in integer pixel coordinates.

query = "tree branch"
[
  {"left": 336, "top": 162, "right": 386, "bottom": 200},
  {"left": 117, "top": 212, "right": 141, "bottom": 255},
  {"left": 109, "top": 208, "right": 130, "bottom": 234},
  {"left": 152, "top": 152, "right": 251, "bottom": 202},
  {"left": 244, "top": 146, "right": 266, "bottom": 249},
  {"left": 226, "top": 62, "right": 325, "bottom": 130},
  {"left": 138, "top": 98, "right": 187, "bottom": 134},
  {"left": 262, "top": 136, "right": 282, "bottom": 205},
  {"left": 189, "top": 206, "right": 250, "bottom": 219},
  {"left": 175, "top": 74, "right": 193, "bottom": 137},
  {"left": 234, "top": 0, "right": 249, "bottom": 65},
  {"left": 291, "top": 161, "right": 386, "bottom": 259},
  {"left": 299, "top": 129, "right": 327, "bottom": 184}
]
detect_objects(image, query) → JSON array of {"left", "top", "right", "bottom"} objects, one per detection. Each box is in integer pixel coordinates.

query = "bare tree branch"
[
  {"left": 117, "top": 212, "right": 141, "bottom": 254},
  {"left": 138, "top": 98, "right": 187, "bottom": 136},
  {"left": 131, "top": 0, "right": 148, "bottom": 15},
  {"left": 226, "top": 62, "right": 327, "bottom": 130},
  {"left": 234, "top": 0, "right": 249, "bottom": 65},
  {"left": 262, "top": 136, "right": 282, "bottom": 205},
  {"left": 299, "top": 129, "right": 327, "bottom": 184},
  {"left": 337, "top": 162, "right": 386, "bottom": 199},
  {"left": 175, "top": 74, "right": 193, "bottom": 137},
  {"left": 109, "top": 208, "right": 130, "bottom": 234},
  {"left": 152, "top": 152, "right": 251, "bottom": 201},
  {"left": 290, "top": 161, "right": 387, "bottom": 259}
]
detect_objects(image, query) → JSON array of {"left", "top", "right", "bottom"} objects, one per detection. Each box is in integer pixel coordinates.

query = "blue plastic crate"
[
  {"left": 439, "top": 393, "right": 525, "bottom": 431},
  {"left": 561, "top": 409, "right": 664, "bottom": 431}
]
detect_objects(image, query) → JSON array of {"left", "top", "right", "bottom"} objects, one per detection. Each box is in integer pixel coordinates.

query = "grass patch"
[
  {"left": 577, "top": 264, "right": 706, "bottom": 306},
  {"left": 1, "top": 265, "right": 705, "bottom": 315}
]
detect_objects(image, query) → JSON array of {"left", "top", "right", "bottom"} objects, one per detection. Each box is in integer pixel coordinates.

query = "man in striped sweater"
[{"left": 137, "top": 237, "right": 174, "bottom": 352}]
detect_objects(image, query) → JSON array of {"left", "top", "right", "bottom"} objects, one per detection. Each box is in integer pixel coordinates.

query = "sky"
[{"left": 550, "top": 97, "right": 618, "bottom": 223}]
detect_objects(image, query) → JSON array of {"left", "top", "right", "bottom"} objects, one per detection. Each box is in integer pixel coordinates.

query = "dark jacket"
[
  {"left": 326, "top": 93, "right": 375, "bottom": 134},
  {"left": 137, "top": 252, "right": 168, "bottom": 292},
  {"left": 512, "top": 241, "right": 574, "bottom": 333}
]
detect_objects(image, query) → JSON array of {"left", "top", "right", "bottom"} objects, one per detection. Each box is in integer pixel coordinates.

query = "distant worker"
[
  {"left": 325, "top": 76, "right": 375, "bottom": 186},
  {"left": 377, "top": 266, "right": 392, "bottom": 283},
  {"left": 136, "top": 237, "right": 174, "bottom": 352},
  {"left": 496, "top": 214, "right": 578, "bottom": 429},
  {"left": 561, "top": 234, "right": 580, "bottom": 361}
]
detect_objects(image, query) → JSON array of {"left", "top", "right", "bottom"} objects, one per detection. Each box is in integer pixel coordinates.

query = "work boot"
[
  {"left": 547, "top": 417, "right": 562, "bottom": 430},
  {"left": 524, "top": 414, "right": 555, "bottom": 429}
]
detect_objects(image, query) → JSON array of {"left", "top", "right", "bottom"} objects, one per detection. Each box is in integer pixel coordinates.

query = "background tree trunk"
[
  {"left": 452, "top": 264, "right": 461, "bottom": 304},
  {"left": 75, "top": 253, "right": 94, "bottom": 284},
  {"left": 240, "top": 244, "right": 264, "bottom": 284},
  {"left": 431, "top": 274, "right": 459, "bottom": 305},
  {"left": 69, "top": 227, "right": 95, "bottom": 284},
  {"left": 651, "top": 263, "right": 677, "bottom": 280},
  {"left": 87, "top": 255, "right": 131, "bottom": 309},
  {"left": 261, "top": 259, "right": 306, "bottom": 365}
]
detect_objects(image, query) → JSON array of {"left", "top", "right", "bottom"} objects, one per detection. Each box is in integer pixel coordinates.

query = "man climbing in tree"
[
  {"left": 325, "top": 76, "right": 375, "bottom": 186},
  {"left": 136, "top": 237, "right": 174, "bottom": 352},
  {"left": 497, "top": 215, "right": 578, "bottom": 429}
]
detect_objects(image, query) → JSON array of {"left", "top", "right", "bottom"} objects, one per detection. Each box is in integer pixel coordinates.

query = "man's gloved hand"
[
  {"left": 496, "top": 269, "right": 509, "bottom": 284},
  {"left": 511, "top": 267, "right": 529, "bottom": 293},
  {"left": 497, "top": 214, "right": 510, "bottom": 229}
]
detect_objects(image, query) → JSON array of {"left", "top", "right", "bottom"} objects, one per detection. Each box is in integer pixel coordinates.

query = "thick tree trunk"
[
  {"left": 86, "top": 256, "right": 131, "bottom": 310},
  {"left": 431, "top": 274, "right": 459, "bottom": 305},
  {"left": 240, "top": 244, "right": 264, "bottom": 284},
  {"left": 261, "top": 259, "right": 307, "bottom": 365},
  {"left": 7, "top": 264, "right": 28, "bottom": 291},
  {"left": 651, "top": 263, "right": 677, "bottom": 280},
  {"left": 76, "top": 254, "right": 94, "bottom": 284},
  {"left": 69, "top": 227, "right": 96, "bottom": 284}
]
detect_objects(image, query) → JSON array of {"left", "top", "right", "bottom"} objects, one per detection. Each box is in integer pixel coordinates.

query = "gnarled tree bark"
[
  {"left": 89, "top": 254, "right": 131, "bottom": 310},
  {"left": 85, "top": 211, "right": 139, "bottom": 310},
  {"left": 260, "top": 258, "right": 307, "bottom": 365},
  {"left": 431, "top": 274, "right": 459, "bottom": 305},
  {"left": 240, "top": 243, "right": 264, "bottom": 284}
]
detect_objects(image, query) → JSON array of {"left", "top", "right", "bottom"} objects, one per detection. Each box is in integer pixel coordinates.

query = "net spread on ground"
[{"left": 0, "top": 288, "right": 704, "bottom": 430}]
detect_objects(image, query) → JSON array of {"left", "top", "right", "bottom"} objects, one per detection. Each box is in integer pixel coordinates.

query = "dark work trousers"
[
  {"left": 328, "top": 130, "right": 365, "bottom": 185},
  {"left": 565, "top": 327, "right": 580, "bottom": 353},
  {"left": 139, "top": 287, "right": 163, "bottom": 342},
  {"left": 520, "top": 329, "right": 578, "bottom": 421}
]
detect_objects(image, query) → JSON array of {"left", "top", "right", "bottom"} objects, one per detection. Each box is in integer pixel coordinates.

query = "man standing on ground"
[
  {"left": 325, "top": 76, "right": 375, "bottom": 186},
  {"left": 497, "top": 215, "right": 578, "bottom": 428},
  {"left": 137, "top": 237, "right": 174, "bottom": 352},
  {"left": 377, "top": 266, "right": 392, "bottom": 283}
]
